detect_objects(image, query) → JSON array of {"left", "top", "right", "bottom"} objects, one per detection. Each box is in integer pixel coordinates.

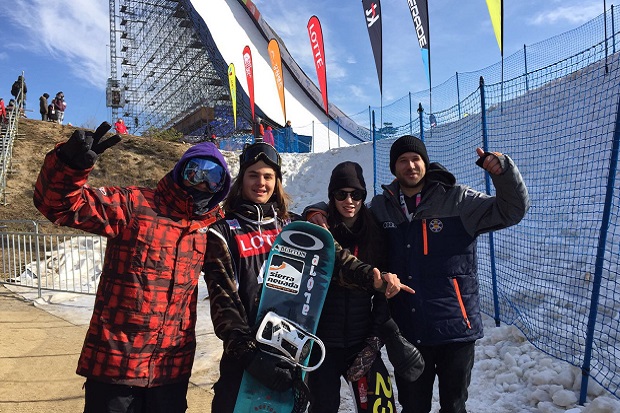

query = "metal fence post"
[
  {"left": 337, "top": 116, "right": 341, "bottom": 148},
  {"left": 372, "top": 110, "right": 377, "bottom": 196},
  {"left": 579, "top": 81, "right": 620, "bottom": 405},
  {"left": 605, "top": 0, "right": 609, "bottom": 73},
  {"left": 33, "top": 221, "right": 42, "bottom": 298},
  {"left": 417, "top": 103, "right": 424, "bottom": 142},
  {"left": 524, "top": 44, "right": 529, "bottom": 92},
  {"left": 480, "top": 76, "right": 501, "bottom": 327},
  {"left": 456, "top": 72, "right": 462, "bottom": 119},
  {"left": 613, "top": 5, "right": 616, "bottom": 54},
  {"left": 409, "top": 92, "right": 413, "bottom": 135}
]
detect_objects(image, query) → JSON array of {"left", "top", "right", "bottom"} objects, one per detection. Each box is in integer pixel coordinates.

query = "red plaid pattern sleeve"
[{"left": 34, "top": 147, "right": 134, "bottom": 237}]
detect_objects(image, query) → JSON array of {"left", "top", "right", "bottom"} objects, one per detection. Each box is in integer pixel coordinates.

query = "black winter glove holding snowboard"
[
  {"left": 245, "top": 347, "right": 294, "bottom": 392},
  {"left": 58, "top": 121, "right": 121, "bottom": 169}
]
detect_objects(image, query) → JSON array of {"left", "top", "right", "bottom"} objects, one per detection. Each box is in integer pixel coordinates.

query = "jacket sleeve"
[
  {"left": 33, "top": 147, "right": 134, "bottom": 238},
  {"left": 301, "top": 201, "right": 328, "bottom": 219},
  {"left": 460, "top": 154, "right": 530, "bottom": 237},
  {"left": 333, "top": 240, "right": 375, "bottom": 291},
  {"left": 203, "top": 227, "right": 255, "bottom": 361}
]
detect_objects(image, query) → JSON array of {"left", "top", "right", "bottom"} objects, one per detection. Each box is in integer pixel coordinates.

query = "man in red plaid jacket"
[{"left": 33, "top": 122, "right": 231, "bottom": 413}]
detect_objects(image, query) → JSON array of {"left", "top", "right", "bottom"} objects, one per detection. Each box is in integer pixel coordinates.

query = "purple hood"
[{"left": 172, "top": 142, "right": 231, "bottom": 206}]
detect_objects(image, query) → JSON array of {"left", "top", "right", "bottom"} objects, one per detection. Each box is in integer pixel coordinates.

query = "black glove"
[
  {"left": 379, "top": 318, "right": 425, "bottom": 382},
  {"left": 245, "top": 348, "right": 294, "bottom": 392},
  {"left": 57, "top": 122, "right": 121, "bottom": 169},
  {"left": 475, "top": 151, "right": 507, "bottom": 171}
]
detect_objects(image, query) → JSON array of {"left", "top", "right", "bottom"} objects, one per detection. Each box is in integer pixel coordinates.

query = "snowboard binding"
[{"left": 256, "top": 311, "right": 326, "bottom": 372}]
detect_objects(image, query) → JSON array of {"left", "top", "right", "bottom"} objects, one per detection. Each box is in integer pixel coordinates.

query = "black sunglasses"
[
  {"left": 333, "top": 189, "right": 365, "bottom": 201},
  {"left": 240, "top": 142, "right": 282, "bottom": 170}
]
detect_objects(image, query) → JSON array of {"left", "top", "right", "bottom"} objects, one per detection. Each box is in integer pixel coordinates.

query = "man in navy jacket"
[{"left": 371, "top": 135, "right": 529, "bottom": 413}]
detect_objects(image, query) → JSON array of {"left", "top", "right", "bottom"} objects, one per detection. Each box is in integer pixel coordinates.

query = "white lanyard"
[{"left": 399, "top": 192, "right": 421, "bottom": 222}]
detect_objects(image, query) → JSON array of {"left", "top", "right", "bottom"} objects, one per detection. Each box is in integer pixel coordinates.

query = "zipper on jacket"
[
  {"left": 421, "top": 219, "right": 428, "bottom": 255},
  {"left": 343, "top": 245, "right": 359, "bottom": 348},
  {"left": 452, "top": 278, "right": 472, "bottom": 329}
]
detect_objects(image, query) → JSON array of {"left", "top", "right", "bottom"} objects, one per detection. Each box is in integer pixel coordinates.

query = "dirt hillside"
[{"left": 1, "top": 118, "right": 236, "bottom": 221}]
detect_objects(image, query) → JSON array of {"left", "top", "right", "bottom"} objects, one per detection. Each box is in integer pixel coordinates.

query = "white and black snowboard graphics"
[{"left": 234, "top": 221, "right": 336, "bottom": 413}]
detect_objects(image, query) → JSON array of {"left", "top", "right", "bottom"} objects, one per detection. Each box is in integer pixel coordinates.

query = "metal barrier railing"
[{"left": 0, "top": 220, "right": 106, "bottom": 297}]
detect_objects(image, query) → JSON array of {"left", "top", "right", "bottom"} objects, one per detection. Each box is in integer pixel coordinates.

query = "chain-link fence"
[{"left": 367, "top": 7, "right": 620, "bottom": 404}]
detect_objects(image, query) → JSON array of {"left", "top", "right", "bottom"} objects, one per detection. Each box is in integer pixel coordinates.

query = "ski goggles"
[
  {"left": 240, "top": 142, "right": 282, "bottom": 172},
  {"left": 332, "top": 189, "right": 365, "bottom": 202},
  {"left": 182, "top": 157, "right": 226, "bottom": 193}
]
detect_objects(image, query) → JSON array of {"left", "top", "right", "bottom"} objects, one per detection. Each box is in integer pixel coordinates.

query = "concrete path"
[{"left": 0, "top": 285, "right": 213, "bottom": 412}]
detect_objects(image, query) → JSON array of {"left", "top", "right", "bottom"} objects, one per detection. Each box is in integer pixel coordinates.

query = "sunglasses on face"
[
  {"left": 240, "top": 142, "right": 282, "bottom": 170},
  {"left": 333, "top": 189, "right": 365, "bottom": 201},
  {"left": 183, "top": 158, "right": 225, "bottom": 193}
]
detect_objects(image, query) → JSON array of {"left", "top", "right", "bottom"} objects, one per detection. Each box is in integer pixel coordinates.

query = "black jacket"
[
  {"left": 316, "top": 207, "right": 390, "bottom": 348},
  {"left": 204, "top": 201, "right": 287, "bottom": 360},
  {"left": 11, "top": 80, "right": 26, "bottom": 98}
]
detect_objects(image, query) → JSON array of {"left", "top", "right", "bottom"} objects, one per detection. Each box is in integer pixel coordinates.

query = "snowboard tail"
[{"left": 351, "top": 356, "right": 396, "bottom": 412}]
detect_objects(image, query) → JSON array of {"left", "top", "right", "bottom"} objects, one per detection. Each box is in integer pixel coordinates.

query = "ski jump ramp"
[{"left": 182, "top": 0, "right": 368, "bottom": 151}]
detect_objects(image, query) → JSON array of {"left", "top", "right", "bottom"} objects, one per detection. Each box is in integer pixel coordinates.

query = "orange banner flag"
[{"left": 268, "top": 39, "right": 287, "bottom": 124}]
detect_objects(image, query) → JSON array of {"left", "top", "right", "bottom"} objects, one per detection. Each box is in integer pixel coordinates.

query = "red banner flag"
[
  {"left": 307, "top": 16, "right": 329, "bottom": 116},
  {"left": 242, "top": 45, "right": 255, "bottom": 122}
]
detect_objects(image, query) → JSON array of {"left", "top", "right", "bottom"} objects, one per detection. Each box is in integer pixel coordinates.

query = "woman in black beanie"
[{"left": 307, "top": 162, "right": 424, "bottom": 413}]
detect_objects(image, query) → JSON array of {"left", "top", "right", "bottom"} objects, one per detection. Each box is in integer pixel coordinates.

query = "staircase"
[{"left": 0, "top": 77, "right": 23, "bottom": 205}]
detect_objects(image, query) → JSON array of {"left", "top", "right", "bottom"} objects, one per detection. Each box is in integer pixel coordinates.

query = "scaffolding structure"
[{"left": 107, "top": 0, "right": 239, "bottom": 136}]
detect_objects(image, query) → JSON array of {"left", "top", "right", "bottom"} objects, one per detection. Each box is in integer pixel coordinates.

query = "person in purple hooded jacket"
[{"left": 33, "top": 121, "right": 231, "bottom": 413}]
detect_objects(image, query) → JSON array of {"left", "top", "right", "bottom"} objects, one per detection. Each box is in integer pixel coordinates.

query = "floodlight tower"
[{"left": 106, "top": 0, "right": 123, "bottom": 120}]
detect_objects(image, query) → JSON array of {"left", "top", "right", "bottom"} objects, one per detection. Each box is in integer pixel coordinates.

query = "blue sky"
[{"left": 0, "top": 0, "right": 605, "bottom": 130}]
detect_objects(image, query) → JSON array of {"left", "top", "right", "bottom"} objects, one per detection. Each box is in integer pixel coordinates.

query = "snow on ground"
[{"left": 6, "top": 144, "right": 620, "bottom": 412}]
